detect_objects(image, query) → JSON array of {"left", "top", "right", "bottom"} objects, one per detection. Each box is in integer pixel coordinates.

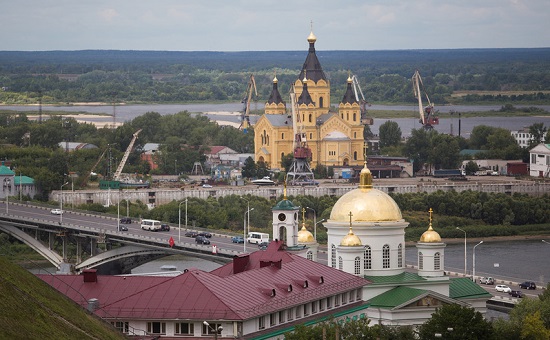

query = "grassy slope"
[{"left": 0, "top": 257, "right": 126, "bottom": 340}]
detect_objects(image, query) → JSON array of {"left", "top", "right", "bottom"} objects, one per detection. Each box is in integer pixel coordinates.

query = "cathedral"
[
  {"left": 254, "top": 30, "right": 366, "bottom": 171},
  {"left": 271, "top": 148, "right": 491, "bottom": 325}
]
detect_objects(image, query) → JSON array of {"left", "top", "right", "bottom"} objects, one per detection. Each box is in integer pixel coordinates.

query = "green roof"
[
  {"left": 273, "top": 199, "right": 299, "bottom": 210},
  {"left": 364, "top": 272, "right": 427, "bottom": 284},
  {"left": 14, "top": 176, "right": 34, "bottom": 185},
  {"left": 449, "top": 278, "right": 493, "bottom": 299},
  {"left": 0, "top": 164, "right": 15, "bottom": 176},
  {"left": 368, "top": 286, "right": 427, "bottom": 309}
]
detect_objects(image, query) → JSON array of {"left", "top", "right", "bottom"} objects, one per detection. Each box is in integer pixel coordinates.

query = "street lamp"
[
  {"left": 244, "top": 207, "right": 254, "bottom": 252},
  {"left": 60, "top": 181, "right": 69, "bottom": 224},
  {"left": 456, "top": 227, "right": 467, "bottom": 276},
  {"left": 3, "top": 178, "right": 11, "bottom": 214},
  {"left": 472, "top": 241, "right": 483, "bottom": 283},
  {"left": 117, "top": 193, "right": 120, "bottom": 231},
  {"left": 203, "top": 321, "right": 222, "bottom": 340},
  {"left": 543, "top": 240, "right": 550, "bottom": 245},
  {"left": 316, "top": 218, "right": 326, "bottom": 241},
  {"left": 179, "top": 199, "right": 187, "bottom": 243},
  {"left": 305, "top": 206, "right": 318, "bottom": 240}
]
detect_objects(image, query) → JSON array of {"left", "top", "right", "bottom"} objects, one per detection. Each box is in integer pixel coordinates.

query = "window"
[
  {"left": 309, "top": 133, "right": 312, "bottom": 140},
  {"left": 354, "top": 132, "right": 357, "bottom": 138},
  {"left": 320, "top": 97, "right": 324, "bottom": 108},
  {"left": 309, "top": 114, "right": 312, "bottom": 123},
  {"left": 307, "top": 250, "right": 313, "bottom": 260},
  {"left": 346, "top": 112, "right": 349, "bottom": 120},
  {"left": 353, "top": 113, "right": 357, "bottom": 122},
  {"left": 419, "top": 252, "right": 424, "bottom": 270},
  {"left": 342, "top": 292, "right": 348, "bottom": 305},
  {"left": 303, "top": 304, "right": 309, "bottom": 316},
  {"left": 398, "top": 243, "right": 403, "bottom": 268},
  {"left": 547, "top": 155, "right": 550, "bottom": 165},
  {"left": 312, "top": 301, "right": 317, "bottom": 313},
  {"left": 175, "top": 322, "right": 194, "bottom": 335},
  {"left": 111, "top": 322, "right": 129, "bottom": 333},
  {"left": 279, "top": 310, "right": 285, "bottom": 323},
  {"left": 354, "top": 256, "right": 361, "bottom": 275},
  {"left": 435, "top": 252, "right": 441, "bottom": 270},
  {"left": 327, "top": 296, "right": 333, "bottom": 309},
  {"left": 258, "top": 316, "right": 265, "bottom": 330},
  {"left": 281, "top": 133, "right": 284, "bottom": 139},
  {"left": 354, "top": 151, "right": 358, "bottom": 161},
  {"left": 287, "top": 308, "right": 294, "bottom": 321},
  {"left": 270, "top": 313, "right": 276, "bottom": 327},
  {"left": 531, "top": 154, "right": 536, "bottom": 163},
  {"left": 296, "top": 305, "right": 302, "bottom": 318},
  {"left": 203, "top": 322, "right": 222, "bottom": 336},
  {"left": 335, "top": 294, "right": 340, "bottom": 307},
  {"left": 147, "top": 322, "right": 166, "bottom": 335},
  {"left": 338, "top": 256, "right": 343, "bottom": 270},
  {"left": 364, "top": 246, "right": 371, "bottom": 269},
  {"left": 331, "top": 245, "right": 336, "bottom": 268},
  {"left": 319, "top": 299, "right": 325, "bottom": 311},
  {"left": 383, "top": 244, "right": 390, "bottom": 268}
]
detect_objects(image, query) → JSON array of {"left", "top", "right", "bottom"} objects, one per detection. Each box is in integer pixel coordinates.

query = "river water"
[{"left": 3, "top": 103, "right": 550, "bottom": 137}]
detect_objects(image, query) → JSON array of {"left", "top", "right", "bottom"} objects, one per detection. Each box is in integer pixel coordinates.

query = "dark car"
[
  {"left": 160, "top": 224, "right": 170, "bottom": 231},
  {"left": 119, "top": 225, "right": 128, "bottom": 231},
  {"left": 119, "top": 217, "right": 132, "bottom": 224},
  {"left": 519, "top": 281, "right": 536, "bottom": 290},
  {"left": 195, "top": 235, "right": 211, "bottom": 245},
  {"left": 258, "top": 241, "right": 269, "bottom": 250},
  {"left": 509, "top": 290, "right": 523, "bottom": 298},
  {"left": 185, "top": 231, "right": 198, "bottom": 238},
  {"left": 198, "top": 232, "right": 212, "bottom": 238}
]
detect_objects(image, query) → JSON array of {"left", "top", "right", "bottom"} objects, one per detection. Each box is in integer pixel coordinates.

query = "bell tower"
[{"left": 271, "top": 184, "right": 300, "bottom": 246}]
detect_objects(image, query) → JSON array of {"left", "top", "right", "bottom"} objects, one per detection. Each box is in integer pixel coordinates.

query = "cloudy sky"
[{"left": 2, "top": 1, "right": 548, "bottom": 51}]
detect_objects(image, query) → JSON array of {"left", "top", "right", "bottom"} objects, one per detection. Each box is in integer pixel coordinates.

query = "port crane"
[
  {"left": 240, "top": 75, "right": 257, "bottom": 133},
  {"left": 79, "top": 147, "right": 108, "bottom": 187},
  {"left": 412, "top": 70, "right": 439, "bottom": 129},
  {"left": 112, "top": 129, "right": 142, "bottom": 181},
  {"left": 351, "top": 75, "right": 373, "bottom": 125},
  {"left": 286, "top": 84, "right": 314, "bottom": 185}
]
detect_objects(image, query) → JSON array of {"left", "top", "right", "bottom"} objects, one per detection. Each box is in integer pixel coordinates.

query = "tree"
[
  {"left": 529, "top": 122, "right": 547, "bottom": 147},
  {"left": 241, "top": 156, "right": 256, "bottom": 179},
  {"left": 418, "top": 303, "right": 493, "bottom": 340},
  {"left": 404, "top": 128, "right": 432, "bottom": 173},
  {"left": 379, "top": 120, "right": 402, "bottom": 148},
  {"left": 464, "top": 160, "right": 479, "bottom": 175},
  {"left": 469, "top": 125, "right": 498, "bottom": 149},
  {"left": 429, "top": 133, "right": 461, "bottom": 169}
]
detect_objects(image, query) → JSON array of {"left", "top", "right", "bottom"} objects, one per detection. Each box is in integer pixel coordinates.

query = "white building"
[{"left": 529, "top": 143, "right": 550, "bottom": 177}]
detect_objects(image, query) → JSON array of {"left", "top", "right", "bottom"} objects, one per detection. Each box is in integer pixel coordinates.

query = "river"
[{"left": 3, "top": 103, "right": 550, "bottom": 137}]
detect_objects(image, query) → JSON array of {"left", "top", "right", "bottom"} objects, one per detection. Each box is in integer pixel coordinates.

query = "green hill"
[{"left": 0, "top": 257, "right": 126, "bottom": 340}]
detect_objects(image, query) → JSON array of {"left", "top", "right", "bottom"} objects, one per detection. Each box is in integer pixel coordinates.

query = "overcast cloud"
[{"left": 1, "top": 0, "right": 549, "bottom": 51}]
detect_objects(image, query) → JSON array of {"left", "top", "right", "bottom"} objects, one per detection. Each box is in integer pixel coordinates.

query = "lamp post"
[
  {"left": 60, "top": 181, "right": 69, "bottom": 224},
  {"left": 316, "top": 218, "right": 326, "bottom": 240},
  {"left": 3, "top": 178, "right": 11, "bottom": 214},
  {"left": 543, "top": 240, "right": 550, "bottom": 245},
  {"left": 244, "top": 207, "right": 254, "bottom": 252},
  {"left": 305, "top": 206, "right": 318, "bottom": 240},
  {"left": 179, "top": 199, "right": 187, "bottom": 243},
  {"left": 117, "top": 192, "right": 120, "bottom": 231},
  {"left": 472, "top": 241, "right": 483, "bottom": 283},
  {"left": 456, "top": 227, "right": 467, "bottom": 276},
  {"left": 203, "top": 321, "right": 222, "bottom": 340}
]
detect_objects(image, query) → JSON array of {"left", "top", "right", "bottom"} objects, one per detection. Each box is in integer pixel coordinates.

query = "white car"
[
  {"left": 495, "top": 284, "right": 511, "bottom": 293},
  {"left": 202, "top": 184, "right": 213, "bottom": 188},
  {"left": 50, "top": 208, "right": 63, "bottom": 215}
]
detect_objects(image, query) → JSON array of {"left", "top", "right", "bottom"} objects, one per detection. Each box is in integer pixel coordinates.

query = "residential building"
[
  {"left": 511, "top": 127, "right": 533, "bottom": 148},
  {"left": 529, "top": 143, "right": 550, "bottom": 177}
]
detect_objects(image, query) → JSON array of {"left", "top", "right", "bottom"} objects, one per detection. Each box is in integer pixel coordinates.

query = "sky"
[{"left": 2, "top": 0, "right": 549, "bottom": 51}]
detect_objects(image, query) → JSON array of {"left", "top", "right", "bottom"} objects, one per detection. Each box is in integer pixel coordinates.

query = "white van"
[
  {"left": 247, "top": 232, "right": 269, "bottom": 244},
  {"left": 141, "top": 219, "right": 162, "bottom": 231}
]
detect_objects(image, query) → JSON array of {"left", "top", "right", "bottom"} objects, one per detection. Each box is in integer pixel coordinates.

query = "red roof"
[
  {"left": 38, "top": 242, "right": 369, "bottom": 321},
  {"left": 205, "top": 146, "right": 228, "bottom": 155}
]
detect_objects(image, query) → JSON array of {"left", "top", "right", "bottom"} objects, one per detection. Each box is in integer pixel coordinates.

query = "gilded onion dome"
[
  {"left": 297, "top": 225, "right": 315, "bottom": 243},
  {"left": 307, "top": 30, "right": 317, "bottom": 43},
  {"left": 330, "top": 143, "right": 402, "bottom": 223},
  {"left": 419, "top": 208, "right": 442, "bottom": 243},
  {"left": 340, "top": 226, "right": 362, "bottom": 247}
]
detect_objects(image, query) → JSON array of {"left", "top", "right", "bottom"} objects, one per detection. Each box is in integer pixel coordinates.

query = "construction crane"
[
  {"left": 286, "top": 84, "right": 314, "bottom": 186},
  {"left": 113, "top": 129, "right": 142, "bottom": 181},
  {"left": 351, "top": 75, "right": 373, "bottom": 125},
  {"left": 240, "top": 74, "right": 257, "bottom": 133},
  {"left": 412, "top": 70, "right": 439, "bottom": 129},
  {"left": 79, "top": 147, "right": 108, "bottom": 187}
]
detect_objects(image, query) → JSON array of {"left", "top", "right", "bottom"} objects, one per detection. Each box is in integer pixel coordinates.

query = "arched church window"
[
  {"left": 383, "top": 244, "right": 390, "bottom": 268},
  {"left": 281, "top": 152, "right": 284, "bottom": 161},
  {"left": 346, "top": 112, "right": 349, "bottom": 120},
  {"left": 319, "top": 97, "right": 324, "bottom": 108},
  {"left": 309, "top": 114, "right": 312, "bottom": 123},
  {"left": 353, "top": 113, "right": 356, "bottom": 122},
  {"left": 398, "top": 244, "right": 403, "bottom": 268},
  {"left": 309, "top": 133, "right": 312, "bottom": 140},
  {"left": 434, "top": 252, "right": 441, "bottom": 270},
  {"left": 354, "top": 151, "right": 357, "bottom": 161},
  {"left": 281, "top": 133, "right": 284, "bottom": 139},
  {"left": 354, "top": 132, "right": 357, "bottom": 138},
  {"left": 343, "top": 158, "right": 349, "bottom": 166},
  {"left": 354, "top": 257, "right": 361, "bottom": 275},
  {"left": 331, "top": 245, "right": 336, "bottom": 268},
  {"left": 364, "top": 246, "right": 371, "bottom": 270},
  {"left": 338, "top": 256, "right": 343, "bottom": 270},
  {"left": 419, "top": 252, "right": 424, "bottom": 270}
]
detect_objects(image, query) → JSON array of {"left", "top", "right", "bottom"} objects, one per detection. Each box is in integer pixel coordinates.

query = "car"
[
  {"left": 50, "top": 208, "right": 63, "bottom": 215},
  {"left": 258, "top": 241, "right": 269, "bottom": 250},
  {"left": 160, "top": 224, "right": 170, "bottom": 231},
  {"left": 119, "top": 225, "right": 128, "bottom": 231},
  {"left": 479, "top": 277, "right": 494, "bottom": 285},
  {"left": 195, "top": 235, "right": 211, "bottom": 245},
  {"left": 519, "top": 281, "right": 537, "bottom": 290},
  {"left": 509, "top": 290, "right": 523, "bottom": 298},
  {"left": 120, "top": 217, "right": 132, "bottom": 224},
  {"left": 495, "top": 284, "right": 511, "bottom": 293},
  {"left": 202, "top": 184, "right": 213, "bottom": 188},
  {"left": 231, "top": 236, "right": 244, "bottom": 243},
  {"left": 198, "top": 232, "right": 212, "bottom": 238},
  {"left": 185, "top": 231, "right": 198, "bottom": 238}
]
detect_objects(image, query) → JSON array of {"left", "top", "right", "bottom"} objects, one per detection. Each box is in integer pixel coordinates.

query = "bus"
[
  {"left": 141, "top": 219, "right": 162, "bottom": 231},
  {"left": 247, "top": 232, "right": 269, "bottom": 244}
]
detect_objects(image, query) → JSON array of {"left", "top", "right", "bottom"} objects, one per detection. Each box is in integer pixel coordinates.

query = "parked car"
[
  {"left": 231, "top": 236, "right": 244, "bottom": 243},
  {"left": 495, "top": 284, "right": 511, "bottom": 293},
  {"left": 159, "top": 224, "right": 170, "bottom": 231},
  {"left": 50, "top": 208, "right": 63, "bottom": 215},
  {"left": 509, "top": 290, "right": 523, "bottom": 298},
  {"left": 202, "top": 184, "right": 213, "bottom": 188},
  {"left": 120, "top": 217, "right": 132, "bottom": 224},
  {"left": 519, "top": 281, "right": 537, "bottom": 290},
  {"left": 119, "top": 225, "right": 128, "bottom": 231},
  {"left": 195, "top": 235, "right": 211, "bottom": 245},
  {"left": 258, "top": 241, "right": 269, "bottom": 250},
  {"left": 185, "top": 231, "right": 198, "bottom": 238},
  {"left": 198, "top": 232, "right": 212, "bottom": 238},
  {"left": 479, "top": 277, "right": 494, "bottom": 285}
]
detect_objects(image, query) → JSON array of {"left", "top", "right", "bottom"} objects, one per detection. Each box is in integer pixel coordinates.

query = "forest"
[{"left": 1, "top": 48, "right": 550, "bottom": 106}]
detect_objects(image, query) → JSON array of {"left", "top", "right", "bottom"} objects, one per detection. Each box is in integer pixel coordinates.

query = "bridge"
[{"left": 0, "top": 202, "right": 242, "bottom": 275}]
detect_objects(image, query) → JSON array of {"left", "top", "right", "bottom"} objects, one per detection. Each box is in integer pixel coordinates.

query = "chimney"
[
  {"left": 233, "top": 254, "right": 250, "bottom": 274},
  {"left": 87, "top": 298, "right": 99, "bottom": 312},
  {"left": 83, "top": 269, "right": 97, "bottom": 283}
]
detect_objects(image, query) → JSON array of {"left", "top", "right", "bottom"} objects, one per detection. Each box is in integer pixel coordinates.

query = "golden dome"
[
  {"left": 297, "top": 225, "right": 315, "bottom": 243},
  {"left": 420, "top": 225, "right": 442, "bottom": 243},
  {"left": 340, "top": 227, "right": 362, "bottom": 247},
  {"left": 307, "top": 31, "right": 317, "bottom": 43},
  {"left": 330, "top": 188, "right": 402, "bottom": 222},
  {"left": 273, "top": 76, "right": 278, "bottom": 83}
]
